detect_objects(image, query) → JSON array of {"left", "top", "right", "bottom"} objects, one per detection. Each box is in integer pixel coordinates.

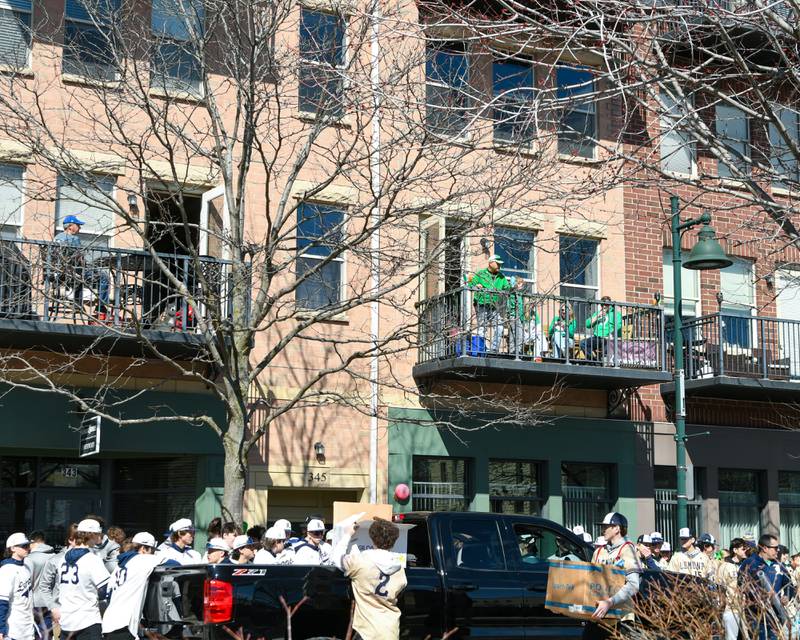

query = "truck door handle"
[
  {"left": 452, "top": 583, "right": 478, "bottom": 592},
  {"left": 526, "top": 585, "right": 544, "bottom": 592}
]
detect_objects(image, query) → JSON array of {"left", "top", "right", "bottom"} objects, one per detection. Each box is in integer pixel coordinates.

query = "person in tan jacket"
[{"left": 332, "top": 518, "right": 407, "bottom": 640}]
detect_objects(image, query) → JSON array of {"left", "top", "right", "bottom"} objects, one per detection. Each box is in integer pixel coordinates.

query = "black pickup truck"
[{"left": 141, "top": 511, "right": 631, "bottom": 639}]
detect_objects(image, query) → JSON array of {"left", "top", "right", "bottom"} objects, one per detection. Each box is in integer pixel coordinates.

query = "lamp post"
[{"left": 670, "top": 195, "right": 732, "bottom": 530}]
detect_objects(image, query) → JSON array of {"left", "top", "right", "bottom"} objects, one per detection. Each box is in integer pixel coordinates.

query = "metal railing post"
[
  {"left": 761, "top": 318, "right": 768, "bottom": 379},
  {"left": 718, "top": 314, "right": 725, "bottom": 376}
]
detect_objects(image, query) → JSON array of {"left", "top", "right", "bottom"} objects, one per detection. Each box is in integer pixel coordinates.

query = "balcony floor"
[
  {"left": 0, "top": 317, "right": 205, "bottom": 359},
  {"left": 413, "top": 355, "right": 671, "bottom": 390},
  {"left": 661, "top": 375, "right": 800, "bottom": 402}
]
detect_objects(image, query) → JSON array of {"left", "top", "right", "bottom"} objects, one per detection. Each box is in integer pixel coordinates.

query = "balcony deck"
[
  {"left": 414, "top": 288, "right": 671, "bottom": 391},
  {"left": 0, "top": 238, "right": 233, "bottom": 358},
  {"left": 660, "top": 312, "right": 800, "bottom": 402}
]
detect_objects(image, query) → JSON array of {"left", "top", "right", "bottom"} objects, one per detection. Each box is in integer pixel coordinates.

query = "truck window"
[
  {"left": 406, "top": 521, "right": 432, "bottom": 568},
  {"left": 447, "top": 519, "right": 506, "bottom": 570},
  {"left": 512, "top": 523, "right": 586, "bottom": 567}
]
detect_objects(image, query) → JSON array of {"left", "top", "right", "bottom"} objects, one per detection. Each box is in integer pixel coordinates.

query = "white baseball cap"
[
  {"left": 650, "top": 531, "right": 664, "bottom": 542},
  {"left": 306, "top": 519, "right": 325, "bottom": 532},
  {"left": 5, "top": 533, "right": 30, "bottom": 548},
  {"left": 274, "top": 519, "right": 292, "bottom": 532},
  {"left": 661, "top": 541, "right": 672, "bottom": 552},
  {"left": 593, "top": 535, "right": 607, "bottom": 547},
  {"left": 232, "top": 535, "right": 254, "bottom": 550},
  {"left": 572, "top": 525, "right": 586, "bottom": 536},
  {"left": 206, "top": 537, "right": 230, "bottom": 552},
  {"left": 582, "top": 532, "right": 592, "bottom": 543},
  {"left": 678, "top": 527, "right": 693, "bottom": 539},
  {"left": 264, "top": 526, "right": 286, "bottom": 541},
  {"left": 131, "top": 532, "right": 157, "bottom": 548},
  {"left": 169, "top": 518, "right": 195, "bottom": 533},
  {"left": 77, "top": 519, "right": 102, "bottom": 534}
]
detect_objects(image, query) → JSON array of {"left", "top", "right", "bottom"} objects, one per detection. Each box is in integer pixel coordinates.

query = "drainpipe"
[{"left": 368, "top": 0, "right": 382, "bottom": 504}]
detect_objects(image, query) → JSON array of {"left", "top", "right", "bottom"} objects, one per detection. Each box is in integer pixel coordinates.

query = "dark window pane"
[
  {"left": 426, "top": 43, "right": 470, "bottom": 136},
  {"left": 412, "top": 457, "right": 469, "bottom": 512},
  {"left": 779, "top": 471, "right": 800, "bottom": 503},
  {"left": 448, "top": 518, "right": 505, "bottom": 570},
  {"left": 297, "top": 203, "right": 344, "bottom": 254},
  {"left": 406, "top": 520, "right": 432, "bottom": 567},
  {"left": 489, "top": 460, "right": 541, "bottom": 515},
  {"left": 39, "top": 461, "right": 101, "bottom": 489},
  {"left": 561, "top": 462, "right": 612, "bottom": 537},
  {"left": 556, "top": 66, "right": 595, "bottom": 157},
  {"left": 63, "top": 22, "right": 116, "bottom": 79},
  {"left": 113, "top": 458, "right": 196, "bottom": 491},
  {"left": 559, "top": 236, "right": 598, "bottom": 286},
  {"left": 426, "top": 43, "right": 468, "bottom": 88},
  {"left": 0, "top": 458, "right": 36, "bottom": 488},
  {"left": 493, "top": 228, "right": 534, "bottom": 282},
  {"left": 299, "top": 65, "right": 343, "bottom": 116},
  {"left": 0, "top": 491, "right": 34, "bottom": 546},
  {"left": 112, "top": 490, "right": 195, "bottom": 538},
  {"left": 295, "top": 256, "right": 341, "bottom": 309},
  {"left": 719, "top": 469, "right": 759, "bottom": 499},
  {"left": 558, "top": 111, "right": 596, "bottom": 158},
  {"left": 151, "top": 41, "right": 201, "bottom": 92},
  {"left": 493, "top": 60, "right": 535, "bottom": 143},
  {"left": 299, "top": 9, "right": 344, "bottom": 66}
]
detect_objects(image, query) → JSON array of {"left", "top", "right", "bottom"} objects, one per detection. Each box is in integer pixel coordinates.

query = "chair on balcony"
[{"left": 40, "top": 244, "right": 85, "bottom": 321}]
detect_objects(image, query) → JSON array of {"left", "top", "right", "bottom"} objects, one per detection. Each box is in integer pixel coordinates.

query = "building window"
[
  {"left": 769, "top": 106, "right": 800, "bottom": 188},
  {"left": 426, "top": 41, "right": 470, "bottom": 137},
  {"left": 780, "top": 471, "right": 800, "bottom": 554},
  {"left": 561, "top": 462, "right": 612, "bottom": 538},
  {"left": 489, "top": 460, "right": 543, "bottom": 515},
  {"left": 412, "top": 456, "right": 469, "bottom": 512},
  {"left": 494, "top": 227, "right": 535, "bottom": 287},
  {"left": 716, "top": 104, "right": 749, "bottom": 179},
  {"left": 151, "top": 0, "right": 203, "bottom": 94},
  {"left": 0, "top": 163, "right": 23, "bottom": 237},
  {"left": 298, "top": 8, "right": 345, "bottom": 117},
  {"left": 556, "top": 66, "right": 597, "bottom": 159},
  {"left": 63, "top": 0, "right": 118, "bottom": 80},
  {"left": 559, "top": 236, "right": 598, "bottom": 301},
  {"left": 295, "top": 202, "right": 344, "bottom": 310},
  {"left": 0, "top": 0, "right": 31, "bottom": 69},
  {"left": 720, "top": 257, "right": 755, "bottom": 349},
  {"left": 660, "top": 91, "right": 695, "bottom": 175},
  {"left": 56, "top": 172, "right": 116, "bottom": 246},
  {"left": 653, "top": 465, "right": 703, "bottom": 546},
  {"left": 662, "top": 250, "right": 700, "bottom": 319},
  {"left": 719, "top": 469, "right": 762, "bottom": 548},
  {"left": 492, "top": 57, "right": 535, "bottom": 144}
]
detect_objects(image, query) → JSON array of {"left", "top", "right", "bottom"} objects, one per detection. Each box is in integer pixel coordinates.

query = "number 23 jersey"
[
  {"left": 58, "top": 549, "right": 111, "bottom": 632},
  {"left": 344, "top": 548, "right": 407, "bottom": 640}
]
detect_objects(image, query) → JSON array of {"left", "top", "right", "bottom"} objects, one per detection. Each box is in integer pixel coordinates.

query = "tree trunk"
[{"left": 221, "top": 425, "right": 246, "bottom": 525}]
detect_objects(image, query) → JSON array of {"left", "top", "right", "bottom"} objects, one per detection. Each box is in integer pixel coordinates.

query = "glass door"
[{"left": 37, "top": 491, "right": 102, "bottom": 546}]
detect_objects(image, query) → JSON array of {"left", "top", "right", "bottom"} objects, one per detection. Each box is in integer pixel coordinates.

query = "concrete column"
[
  {"left": 763, "top": 467, "right": 780, "bottom": 538},
  {"left": 544, "top": 459, "right": 563, "bottom": 524},
  {"left": 471, "top": 452, "right": 490, "bottom": 512},
  {"left": 703, "top": 466, "right": 720, "bottom": 542}
]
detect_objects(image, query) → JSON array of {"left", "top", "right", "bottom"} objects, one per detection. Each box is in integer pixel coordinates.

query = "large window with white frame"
[
  {"left": 769, "top": 106, "right": 800, "bottom": 189},
  {"left": 412, "top": 456, "right": 470, "bottom": 512},
  {"left": 298, "top": 8, "right": 345, "bottom": 117},
  {"left": 494, "top": 226, "right": 535, "bottom": 289},
  {"left": 0, "top": 163, "right": 24, "bottom": 239},
  {"left": 559, "top": 235, "right": 598, "bottom": 301},
  {"left": 492, "top": 56, "right": 535, "bottom": 144},
  {"left": 0, "top": 0, "right": 32, "bottom": 69},
  {"left": 662, "top": 249, "right": 700, "bottom": 318},
  {"left": 151, "top": 0, "right": 203, "bottom": 95},
  {"left": 426, "top": 41, "right": 470, "bottom": 137},
  {"left": 720, "top": 257, "right": 755, "bottom": 349},
  {"left": 716, "top": 104, "right": 750, "bottom": 179},
  {"left": 63, "top": 0, "right": 119, "bottom": 80},
  {"left": 295, "top": 201, "right": 345, "bottom": 310},
  {"left": 660, "top": 91, "right": 696, "bottom": 176},
  {"left": 55, "top": 172, "right": 116, "bottom": 247},
  {"left": 556, "top": 66, "right": 597, "bottom": 159}
]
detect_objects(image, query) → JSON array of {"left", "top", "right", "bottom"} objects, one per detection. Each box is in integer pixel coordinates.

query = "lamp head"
[{"left": 683, "top": 223, "right": 733, "bottom": 271}]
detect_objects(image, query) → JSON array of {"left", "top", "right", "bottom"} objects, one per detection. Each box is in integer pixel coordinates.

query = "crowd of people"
[
  {"left": 0, "top": 512, "right": 404, "bottom": 640},
  {"left": 576, "top": 513, "right": 798, "bottom": 640}
]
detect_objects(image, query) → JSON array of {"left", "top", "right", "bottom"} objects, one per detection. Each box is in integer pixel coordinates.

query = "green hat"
[{"left": 488, "top": 254, "right": 504, "bottom": 264}]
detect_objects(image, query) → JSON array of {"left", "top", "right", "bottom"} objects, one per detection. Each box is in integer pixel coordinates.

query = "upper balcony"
[
  {"left": 0, "top": 238, "right": 234, "bottom": 358},
  {"left": 414, "top": 287, "right": 671, "bottom": 391},
  {"left": 661, "top": 313, "right": 800, "bottom": 401}
]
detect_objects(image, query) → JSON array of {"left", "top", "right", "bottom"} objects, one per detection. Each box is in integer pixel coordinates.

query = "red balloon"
[{"left": 394, "top": 483, "right": 410, "bottom": 501}]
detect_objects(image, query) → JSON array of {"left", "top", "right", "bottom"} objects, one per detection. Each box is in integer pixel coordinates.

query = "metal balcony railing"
[
  {"left": 0, "top": 238, "right": 235, "bottom": 334},
  {"left": 416, "top": 287, "right": 667, "bottom": 371},
  {"left": 671, "top": 312, "right": 800, "bottom": 381}
]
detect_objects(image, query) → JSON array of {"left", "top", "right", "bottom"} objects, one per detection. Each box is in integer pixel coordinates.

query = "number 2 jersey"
[
  {"left": 58, "top": 548, "right": 111, "bottom": 632},
  {"left": 102, "top": 552, "right": 175, "bottom": 636},
  {"left": 0, "top": 558, "right": 34, "bottom": 640},
  {"left": 343, "top": 548, "right": 407, "bottom": 640}
]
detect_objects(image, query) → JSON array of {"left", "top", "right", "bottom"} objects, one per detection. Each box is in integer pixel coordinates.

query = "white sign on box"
[{"left": 331, "top": 513, "right": 415, "bottom": 568}]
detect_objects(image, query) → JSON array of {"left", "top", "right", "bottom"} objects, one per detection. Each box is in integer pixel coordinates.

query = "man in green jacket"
[
  {"left": 469, "top": 255, "right": 511, "bottom": 353},
  {"left": 548, "top": 303, "right": 576, "bottom": 358},
  {"left": 581, "top": 296, "right": 622, "bottom": 362}
]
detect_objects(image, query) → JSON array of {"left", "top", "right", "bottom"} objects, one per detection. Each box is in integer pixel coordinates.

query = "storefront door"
[{"left": 37, "top": 491, "right": 102, "bottom": 546}]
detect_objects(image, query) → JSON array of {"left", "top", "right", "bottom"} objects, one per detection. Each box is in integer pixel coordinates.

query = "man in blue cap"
[
  {"left": 53, "top": 215, "right": 109, "bottom": 318},
  {"left": 55, "top": 215, "right": 84, "bottom": 247}
]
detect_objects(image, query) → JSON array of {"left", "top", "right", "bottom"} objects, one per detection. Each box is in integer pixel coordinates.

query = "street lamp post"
[{"left": 670, "top": 195, "right": 732, "bottom": 530}]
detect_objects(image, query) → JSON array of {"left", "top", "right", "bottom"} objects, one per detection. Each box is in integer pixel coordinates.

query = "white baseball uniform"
[
  {"left": 102, "top": 552, "right": 172, "bottom": 636},
  {"left": 156, "top": 543, "right": 202, "bottom": 566},
  {"left": 57, "top": 549, "right": 111, "bottom": 633},
  {"left": 0, "top": 558, "right": 35, "bottom": 640}
]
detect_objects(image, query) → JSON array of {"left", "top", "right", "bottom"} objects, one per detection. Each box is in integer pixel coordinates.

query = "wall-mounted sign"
[{"left": 79, "top": 415, "right": 101, "bottom": 458}]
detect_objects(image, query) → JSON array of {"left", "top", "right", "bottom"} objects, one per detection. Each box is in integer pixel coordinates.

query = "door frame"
[{"left": 200, "top": 185, "right": 231, "bottom": 259}]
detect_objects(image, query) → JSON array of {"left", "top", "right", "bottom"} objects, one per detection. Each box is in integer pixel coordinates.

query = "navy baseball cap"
[
  {"left": 597, "top": 512, "right": 628, "bottom": 528},
  {"left": 63, "top": 215, "right": 85, "bottom": 226}
]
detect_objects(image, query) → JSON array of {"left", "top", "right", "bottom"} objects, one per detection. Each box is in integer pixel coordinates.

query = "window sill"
[
  {"left": 718, "top": 176, "right": 752, "bottom": 191},
  {"left": 296, "top": 110, "right": 352, "bottom": 128},
  {"left": 0, "top": 65, "right": 33, "bottom": 79},
  {"left": 62, "top": 73, "right": 120, "bottom": 89},
  {"left": 772, "top": 186, "right": 797, "bottom": 198},
  {"left": 296, "top": 309, "right": 349, "bottom": 324},
  {"left": 148, "top": 86, "right": 205, "bottom": 104},
  {"left": 494, "top": 141, "right": 540, "bottom": 159},
  {"left": 558, "top": 153, "right": 603, "bottom": 166}
]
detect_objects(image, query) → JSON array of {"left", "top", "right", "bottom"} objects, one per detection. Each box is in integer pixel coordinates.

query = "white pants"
[
  {"left": 723, "top": 609, "right": 740, "bottom": 640},
  {"left": 476, "top": 305, "right": 503, "bottom": 352}
]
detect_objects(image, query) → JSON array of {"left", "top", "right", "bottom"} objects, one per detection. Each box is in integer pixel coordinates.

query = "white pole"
[{"left": 368, "top": 0, "right": 382, "bottom": 504}]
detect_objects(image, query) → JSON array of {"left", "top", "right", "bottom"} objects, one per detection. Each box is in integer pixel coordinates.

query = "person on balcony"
[
  {"left": 548, "top": 303, "right": 575, "bottom": 358},
  {"left": 468, "top": 255, "right": 510, "bottom": 353},
  {"left": 54, "top": 216, "right": 110, "bottom": 320},
  {"left": 581, "top": 296, "right": 622, "bottom": 362},
  {"left": 508, "top": 277, "right": 542, "bottom": 358}
]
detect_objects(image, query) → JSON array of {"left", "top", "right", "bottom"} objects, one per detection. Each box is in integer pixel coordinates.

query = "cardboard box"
[
  {"left": 545, "top": 560, "right": 631, "bottom": 620},
  {"left": 332, "top": 501, "right": 392, "bottom": 524},
  {"left": 330, "top": 503, "right": 413, "bottom": 567}
]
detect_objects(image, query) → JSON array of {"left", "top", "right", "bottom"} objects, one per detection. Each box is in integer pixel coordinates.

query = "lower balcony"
[
  {"left": 661, "top": 313, "right": 800, "bottom": 401},
  {"left": 414, "top": 288, "right": 671, "bottom": 391},
  {"left": 0, "top": 238, "right": 233, "bottom": 358}
]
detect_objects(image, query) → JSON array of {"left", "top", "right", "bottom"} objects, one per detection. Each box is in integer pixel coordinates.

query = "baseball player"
[
  {"left": 228, "top": 537, "right": 256, "bottom": 565},
  {"left": 156, "top": 519, "right": 201, "bottom": 565},
  {"left": 0, "top": 533, "right": 35, "bottom": 640},
  {"left": 102, "top": 532, "right": 177, "bottom": 640},
  {"left": 204, "top": 539, "right": 229, "bottom": 564},
  {"left": 667, "top": 527, "right": 710, "bottom": 577},
  {"left": 293, "top": 519, "right": 327, "bottom": 565},
  {"left": 254, "top": 526, "right": 294, "bottom": 565},
  {"left": 58, "top": 519, "right": 111, "bottom": 640},
  {"left": 86, "top": 516, "right": 119, "bottom": 574}
]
